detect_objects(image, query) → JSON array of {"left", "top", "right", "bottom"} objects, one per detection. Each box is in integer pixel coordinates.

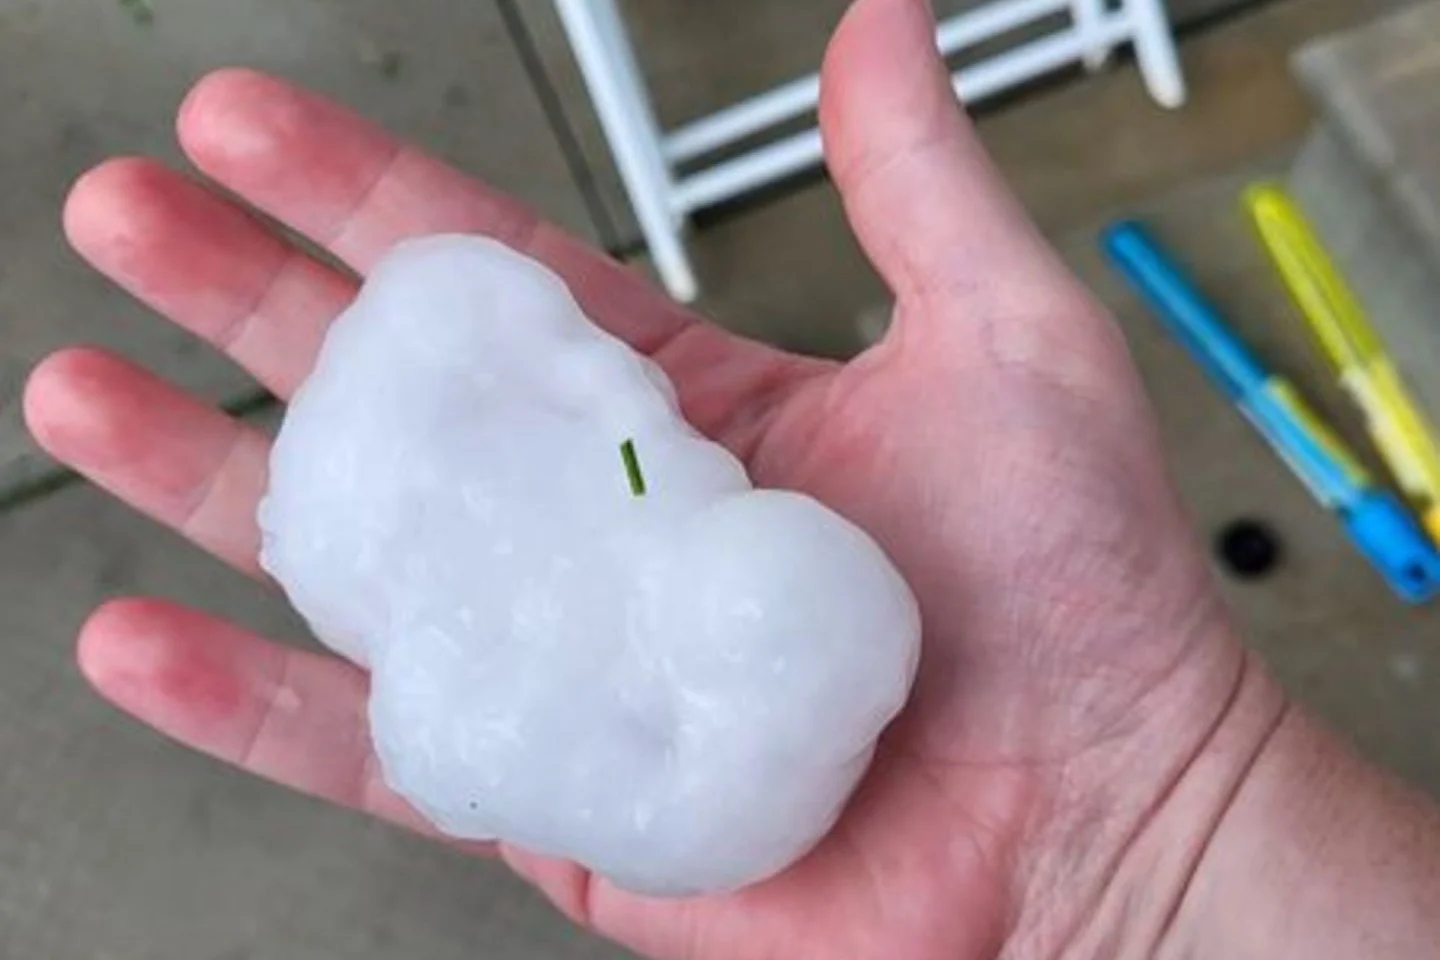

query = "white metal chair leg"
[
  {"left": 582, "top": 0, "right": 689, "bottom": 233},
  {"left": 553, "top": 0, "right": 699, "bottom": 302},
  {"left": 1125, "top": 0, "right": 1187, "bottom": 107},
  {"left": 1071, "top": 0, "right": 1113, "bottom": 71}
]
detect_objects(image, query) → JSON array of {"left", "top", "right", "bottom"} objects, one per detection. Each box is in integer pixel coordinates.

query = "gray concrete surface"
[
  {"left": 4, "top": 0, "right": 1440, "bottom": 958},
  {"left": 1295, "top": 2, "right": 1440, "bottom": 265}
]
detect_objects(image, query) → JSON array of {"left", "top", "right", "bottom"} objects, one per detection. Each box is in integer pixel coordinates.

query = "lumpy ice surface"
[{"left": 258, "top": 235, "right": 921, "bottom": 895}]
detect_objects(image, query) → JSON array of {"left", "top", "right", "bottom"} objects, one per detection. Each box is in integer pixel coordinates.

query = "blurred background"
[{"left": 2, "top": 1, "right": 1439, "bottom": 957}]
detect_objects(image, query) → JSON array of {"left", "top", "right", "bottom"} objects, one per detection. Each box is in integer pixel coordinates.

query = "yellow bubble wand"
[{"left": 1245, "top": 182, "right": 1440, "bottom": 546}]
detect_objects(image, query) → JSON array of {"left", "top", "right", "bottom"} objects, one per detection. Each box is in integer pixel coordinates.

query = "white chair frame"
[{"left": 553, "top": 0, "right": 1186, "bottom": 301}]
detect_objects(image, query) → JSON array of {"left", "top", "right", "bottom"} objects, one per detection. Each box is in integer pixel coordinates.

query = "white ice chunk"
[{"left": 258, "top": 236, "right": 921, "bottom": 895}]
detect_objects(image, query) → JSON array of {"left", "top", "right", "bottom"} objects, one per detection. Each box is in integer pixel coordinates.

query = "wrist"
[
  {"left": 1005, "top": 632, "right": 1291, "bottom": 959},
  {"left": 1157, "top": 697, "right": 1440, "bottom": 959}
]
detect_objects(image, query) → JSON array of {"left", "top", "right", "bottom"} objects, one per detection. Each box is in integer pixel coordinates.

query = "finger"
[
  {"left": 63, "top": 157, "right": 356, "bottom": 399},
  {"left": 818, "top": 0, "right": 1076, "bottom": 317},
  {"left": 24, "top": 349, "right": 268, "bottom": 577},
  {"left": 176, "top": 68, "right": 691, "bottom": 355},
  {"left": 78, "top": 597, "right": 462, "bottom": 839}
]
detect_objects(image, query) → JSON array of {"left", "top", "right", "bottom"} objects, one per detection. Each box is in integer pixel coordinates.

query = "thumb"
[{"left": 819, "top": 0, "right": 1075, "bottom": 323}]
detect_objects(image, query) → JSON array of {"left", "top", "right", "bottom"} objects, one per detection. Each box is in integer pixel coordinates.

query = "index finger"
[{"left": 176, "top": 68, "right": 690, "bottom": 355}]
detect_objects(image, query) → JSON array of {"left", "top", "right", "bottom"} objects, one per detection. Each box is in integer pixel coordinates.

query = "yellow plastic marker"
[{"left": 1245, "top": 182, "right": 1440, "bottom": 544}]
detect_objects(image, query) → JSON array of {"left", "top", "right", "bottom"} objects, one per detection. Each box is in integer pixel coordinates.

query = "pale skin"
[{"left": 23, "top": 0, "right": 1440, "bottom": 956}]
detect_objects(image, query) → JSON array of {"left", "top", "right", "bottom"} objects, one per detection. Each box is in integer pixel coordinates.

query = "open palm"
[{"left": 26, "top": 1, "right": 1268, "bottom": 958}]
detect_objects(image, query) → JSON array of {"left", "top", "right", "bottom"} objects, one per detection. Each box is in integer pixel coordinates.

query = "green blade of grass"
[{"left": 620, "top": 438, "right": 646, "bottom": 497}]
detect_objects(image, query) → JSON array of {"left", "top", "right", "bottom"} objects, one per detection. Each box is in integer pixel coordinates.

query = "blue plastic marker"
[{"left": 1101, "top": 220, "right": 1440, "bottom": 603}]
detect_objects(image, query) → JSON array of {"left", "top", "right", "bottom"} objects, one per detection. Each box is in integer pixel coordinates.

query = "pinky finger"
[{"left": 78, "top": 597, "right": 484, "bottom": 848}]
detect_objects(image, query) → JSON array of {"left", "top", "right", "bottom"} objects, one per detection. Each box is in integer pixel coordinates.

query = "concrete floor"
[{"left": 1, "top": 1, "right": 1436, "bottom": 958}]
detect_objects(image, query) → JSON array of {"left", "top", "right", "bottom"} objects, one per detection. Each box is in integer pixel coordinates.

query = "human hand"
[{"left": 26, "top": 0, "right": 1294, "bottom": 957}]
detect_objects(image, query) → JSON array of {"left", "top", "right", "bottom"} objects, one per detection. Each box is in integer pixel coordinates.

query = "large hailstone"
[{"left": 258, "top": 235, "right": 921, "bottom": 895}]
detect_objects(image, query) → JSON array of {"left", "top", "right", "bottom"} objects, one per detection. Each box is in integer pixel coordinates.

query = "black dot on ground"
[{"left": 1215, "top": 518, "right": 1281, "bottom": 579}]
